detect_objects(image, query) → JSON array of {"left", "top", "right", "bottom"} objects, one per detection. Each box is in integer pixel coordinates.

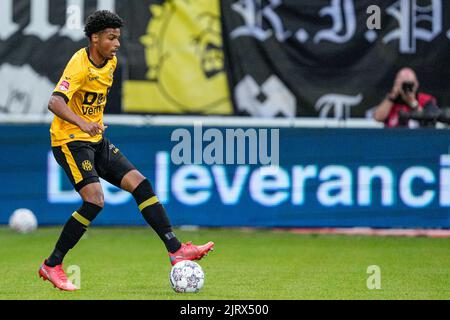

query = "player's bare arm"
[{"left": 48, "top": 95, "right": 105, "bottom": 136}]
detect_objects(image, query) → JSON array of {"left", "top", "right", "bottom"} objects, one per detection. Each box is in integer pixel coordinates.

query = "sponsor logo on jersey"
[
  {"left": 59, "top": 81, "right": 70, "bottom": 91},
  {"left": 88, "top": 74, "right": 100, "bottom": 81}
]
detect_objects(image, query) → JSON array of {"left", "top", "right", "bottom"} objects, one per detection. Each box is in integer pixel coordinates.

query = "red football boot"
[
  {"left": 169, "top": 241, "right": 215, "bottom": 266},
  {"left": 38, "top": 260, "right": 78, "bottom": 291}
]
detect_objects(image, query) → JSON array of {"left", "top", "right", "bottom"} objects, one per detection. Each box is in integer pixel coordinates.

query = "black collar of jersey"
[{"left": 85, "top": 47, "right": 109, "bottom": 69}]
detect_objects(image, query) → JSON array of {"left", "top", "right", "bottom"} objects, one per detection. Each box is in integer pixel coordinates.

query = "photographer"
[{"left": 373, "top": 68, "right": 438, "bottom": 128}]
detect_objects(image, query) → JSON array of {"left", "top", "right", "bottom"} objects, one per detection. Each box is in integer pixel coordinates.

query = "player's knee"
[
  {"left": 84, "top": 192, "right": 105, "bottom": 208},
  {"left": 121, "top": 170, "right": 146, "bottom": 192},
  {"left": 91, "top": 195, "right": 105, "bottom": 208},
  {"left": 80, "top": 183, "right": 105, "bottom": 208}
]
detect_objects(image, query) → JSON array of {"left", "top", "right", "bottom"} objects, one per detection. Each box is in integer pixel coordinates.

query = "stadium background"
[{"left": 1, "top": 0, "right": 450, "bottom": 229}]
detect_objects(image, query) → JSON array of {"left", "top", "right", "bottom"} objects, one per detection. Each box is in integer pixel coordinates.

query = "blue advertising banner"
[{"left": 1, "top": 124, "right": 449, "bottom": 228}]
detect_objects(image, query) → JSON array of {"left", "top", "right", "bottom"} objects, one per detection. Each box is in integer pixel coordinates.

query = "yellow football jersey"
[{"left": 50, "top": 47, "right": 117, "bottom": 146}]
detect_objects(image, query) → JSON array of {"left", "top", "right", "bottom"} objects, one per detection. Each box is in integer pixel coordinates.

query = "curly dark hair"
[{"left": 84, "top": 10, "right": 124, "bottom": 39}]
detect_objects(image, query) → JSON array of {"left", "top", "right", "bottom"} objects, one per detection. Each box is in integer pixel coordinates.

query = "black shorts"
[{"left": 52, "top": 138, "right": 136, "bottom": 192}]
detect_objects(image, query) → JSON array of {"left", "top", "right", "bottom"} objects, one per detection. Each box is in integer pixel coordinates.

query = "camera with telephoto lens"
[
  {"left": 402, "top": 81, "right": 415, "bottom": 94},
  {"left": 399, "top": 104, "right": 450, "bottom": 128}
]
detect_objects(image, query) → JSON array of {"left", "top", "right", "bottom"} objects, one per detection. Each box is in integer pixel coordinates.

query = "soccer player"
[{"left": 38, "top": 10, "right": 214, "bottom": 291}]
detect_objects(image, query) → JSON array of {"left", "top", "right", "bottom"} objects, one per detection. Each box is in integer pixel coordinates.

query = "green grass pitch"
[{"left": 0, "top": 227, "right": 449, "bottom": 300}]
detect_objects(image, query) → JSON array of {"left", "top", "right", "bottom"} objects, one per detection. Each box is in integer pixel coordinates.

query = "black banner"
[
  {"left": 2, "top": 0, "right": 450, "bottom": 118},
  {"left": 221, "top": 0, "right": 450, "bottom": 118}
]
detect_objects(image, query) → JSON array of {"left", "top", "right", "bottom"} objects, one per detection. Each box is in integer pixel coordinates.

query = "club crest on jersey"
[
  {"left": 82, "top": 160, "right": 93, "bottom": 172},
  {"left": 59, "top": 81, "right": 70, "bottom": 91}
]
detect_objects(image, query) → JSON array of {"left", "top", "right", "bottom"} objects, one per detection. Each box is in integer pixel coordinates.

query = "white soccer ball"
[
  {"left": 9, "top": 208, "right": 38, "bottom": 234},
  {"left": 169, "top": 260, "right": 205, "bottom": 293}
]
